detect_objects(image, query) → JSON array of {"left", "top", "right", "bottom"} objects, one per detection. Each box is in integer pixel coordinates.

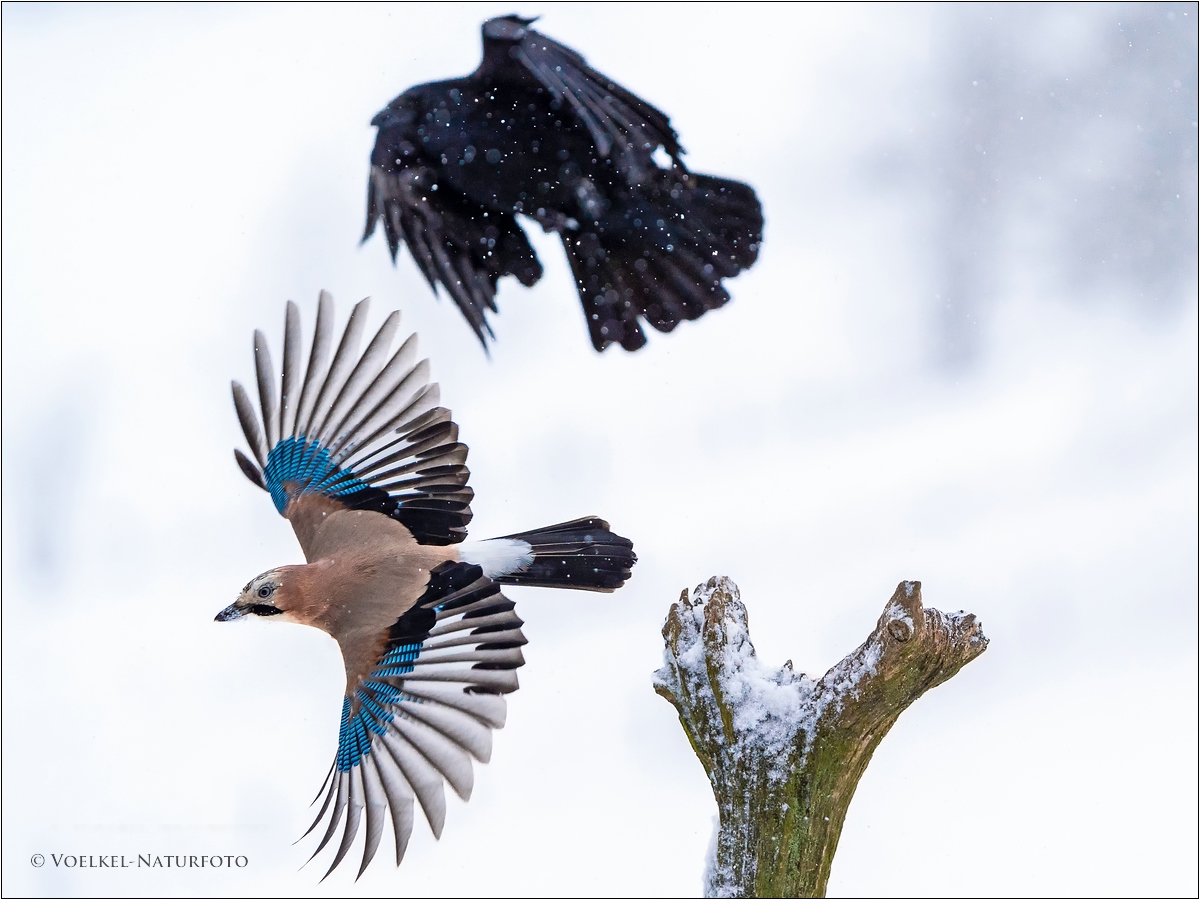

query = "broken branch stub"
[{"left": 653, "top": 577, "right": 987, "bottom": 898}]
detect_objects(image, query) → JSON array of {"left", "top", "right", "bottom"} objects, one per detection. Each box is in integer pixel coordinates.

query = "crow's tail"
[
  {"left": 562, "top": 173, "right": 763, "bottom": 351},
  {"left": 484, "top": 517, "right": 636, "bottom": 592}
]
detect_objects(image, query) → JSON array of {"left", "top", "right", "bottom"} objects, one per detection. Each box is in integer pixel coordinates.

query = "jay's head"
[{"left": 215, "top": 569, "right": 298, "bottom": 623}]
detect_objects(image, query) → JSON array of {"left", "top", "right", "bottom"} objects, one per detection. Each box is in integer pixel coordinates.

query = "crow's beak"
[{"left": 214, "top": 602, "right": 245, "bottom": 622}]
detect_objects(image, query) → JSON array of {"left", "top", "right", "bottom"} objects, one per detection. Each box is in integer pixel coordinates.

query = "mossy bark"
[{"left": 653, "top": 577, "right": 987, "bottom": 898}]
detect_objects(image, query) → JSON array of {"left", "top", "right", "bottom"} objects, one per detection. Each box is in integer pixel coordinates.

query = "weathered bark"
[{"left": 653, "top": 577, "right": 988, "bottom": 898}]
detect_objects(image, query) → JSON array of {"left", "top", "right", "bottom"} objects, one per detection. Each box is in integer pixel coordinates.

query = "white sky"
[{"left": 3, "top": 4, "right": 1196, "bottom": 897}]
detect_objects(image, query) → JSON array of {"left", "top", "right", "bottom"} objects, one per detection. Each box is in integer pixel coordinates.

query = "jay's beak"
[{"left": 214, "top": 602, "right": 246, "bottom": 622}]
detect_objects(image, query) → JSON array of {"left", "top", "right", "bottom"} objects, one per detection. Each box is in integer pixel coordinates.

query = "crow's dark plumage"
[{"left": 364, "top": 15, "right": 764, "bottom": 352}]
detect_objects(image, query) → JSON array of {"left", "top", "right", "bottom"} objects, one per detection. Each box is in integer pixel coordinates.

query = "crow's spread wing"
[
  {"left": 477, "top": 15, "right": 682, "bottom": 171},
  {"left": 231, "top": 292, "right": 473, "bottom": 550},
  {"left": 363, "top": 164, "right": 542, "bottom": 349}
]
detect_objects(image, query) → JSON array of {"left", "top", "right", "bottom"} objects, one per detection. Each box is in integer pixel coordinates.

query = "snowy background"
[{"left": 3, "top": 3, "right": 1196, "bottom": 896}]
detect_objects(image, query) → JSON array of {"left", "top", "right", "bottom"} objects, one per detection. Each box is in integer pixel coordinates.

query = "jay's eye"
[{"left": 257, "top": 585, "right": 273, "bottom": 599}]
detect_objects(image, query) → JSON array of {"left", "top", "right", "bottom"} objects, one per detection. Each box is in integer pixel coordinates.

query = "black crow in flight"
[{"left": 364, "top": 15, "right": 764, "bottom": 352}]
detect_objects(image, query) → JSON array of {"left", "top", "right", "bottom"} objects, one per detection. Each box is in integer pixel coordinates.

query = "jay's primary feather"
[
  {"left": 218, "top": 291, "right": 635, "bottom": 879},
  {"left": 363, "top": 15, "right": 764, "bottom": 352}
]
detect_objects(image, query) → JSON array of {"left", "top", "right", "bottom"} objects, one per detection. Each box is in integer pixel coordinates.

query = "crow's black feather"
[{"left": 364, "top": 15, "right": 764, "bottom": 351}]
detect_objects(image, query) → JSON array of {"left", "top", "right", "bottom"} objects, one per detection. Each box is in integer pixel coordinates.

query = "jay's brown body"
[{"left": 228, "top": 497, "right": 457, "bottom": 705}]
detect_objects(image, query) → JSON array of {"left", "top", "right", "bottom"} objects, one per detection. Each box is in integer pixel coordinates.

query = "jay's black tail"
[
  {"left": 493, "top": 517, "right": 636, "bottom": 592},
  {"left": 562, "top": 172, "right": 763, "bottom": 351}
]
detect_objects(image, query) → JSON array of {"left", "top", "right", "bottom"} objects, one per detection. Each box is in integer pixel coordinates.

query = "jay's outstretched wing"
[
  {"left": 231, "top": 291, "right": 473, "bottom": 551},
  {"left": 305, "top": 561, "right": 525, "bottom": 879}
]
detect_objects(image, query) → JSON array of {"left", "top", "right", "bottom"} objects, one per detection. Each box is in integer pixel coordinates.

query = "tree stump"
[{"left": 653, "top": 577, "right": 988, "bottom": 898}]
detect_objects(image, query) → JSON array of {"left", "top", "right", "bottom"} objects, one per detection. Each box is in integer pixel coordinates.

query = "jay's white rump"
[{"left": 459, "top": 539, "right": 535, "bottom": 577}]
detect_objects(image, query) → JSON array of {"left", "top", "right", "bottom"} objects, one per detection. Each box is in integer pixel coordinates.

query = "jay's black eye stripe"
[{"left": 247, "top": 604, "right": 283, "bottom": 617}]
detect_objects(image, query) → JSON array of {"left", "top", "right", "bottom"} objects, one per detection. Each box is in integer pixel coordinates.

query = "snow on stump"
[{"left": 653, "top": 576, "right": 988, "bottom": 898}]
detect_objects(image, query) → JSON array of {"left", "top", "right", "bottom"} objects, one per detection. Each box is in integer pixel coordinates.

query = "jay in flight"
[
  {"left": 216, "top": 291, "right": 636, "bottom": 878},
  {"left": 364, "top": 15, "right": 764, "bottom": 352}
]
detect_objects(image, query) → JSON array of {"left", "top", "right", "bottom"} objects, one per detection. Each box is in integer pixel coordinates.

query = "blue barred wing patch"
[
  {"left": 335, "top": 697, "right": 374, "bottom": 772},
  {"left": 335, "top": 655, "right": 417, "bottom": 773},
  {"left": 373, "top": 644, "right": 422, "bottom": 679},
  {"left": 264, "top": 437, "right": 371, "bottom": 514}
]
